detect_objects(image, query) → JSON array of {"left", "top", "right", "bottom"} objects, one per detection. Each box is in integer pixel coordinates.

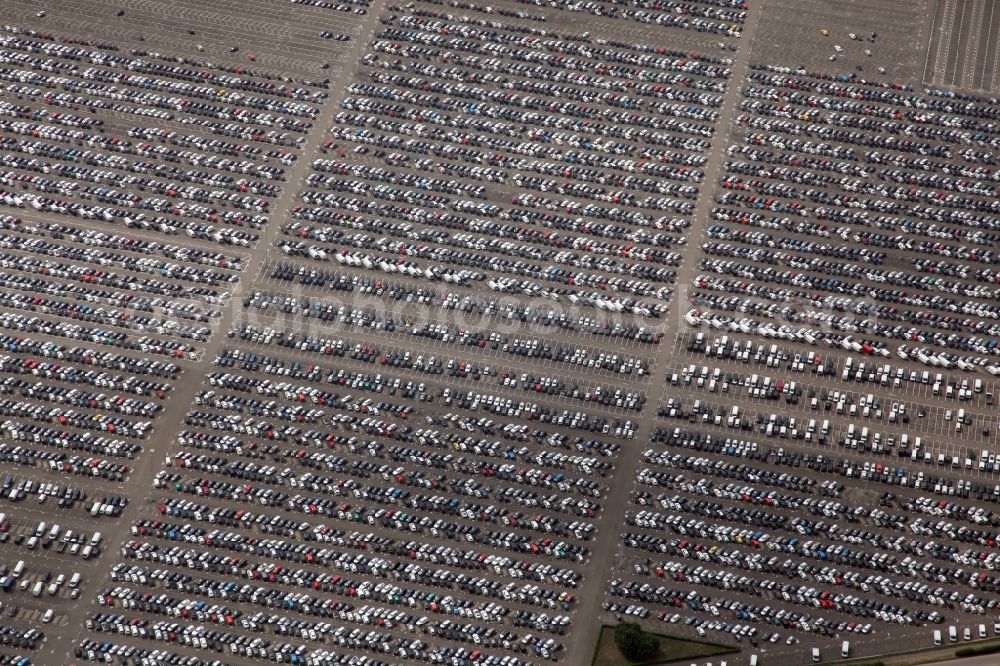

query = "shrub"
[
  {"left": 956, "top": 645, "right": 1000, "bottom": 658},
  {"left": 613, "top": 622, "right": 657, "bottom": 661}
]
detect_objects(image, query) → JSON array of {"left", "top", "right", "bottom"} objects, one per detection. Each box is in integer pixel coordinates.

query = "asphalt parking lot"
[
  {"left": 0, "top": 0, "right": 368, "bottom": 663},
  {"left": 601, "top": 0, "right": 1000, "bottom": 662},
  {"left": 750, "top": 0, "right": 934, "bottom": 84},
  {"left": 0, "top": 0, "right": 996, "bottom": 665},
  {"left": 925, "top": 0, "right": 1000, "bottom": 93}
]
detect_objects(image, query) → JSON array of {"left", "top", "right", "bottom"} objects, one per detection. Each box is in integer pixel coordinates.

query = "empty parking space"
[{"left": 925, "top": 0, "right": 1000, "bottom": 93}]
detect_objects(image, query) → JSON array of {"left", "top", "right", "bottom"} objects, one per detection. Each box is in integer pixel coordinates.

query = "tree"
[{"left": 614, "top": 622, "right": 657, "bottom": 661}]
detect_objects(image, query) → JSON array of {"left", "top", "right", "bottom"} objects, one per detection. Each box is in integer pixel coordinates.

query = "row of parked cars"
[
  {"left": 112, "top": 312, "right": 615, "bottom": 663},
  {"left": 103, "top": 6, "right": 740, "bottom": 663},
  {"left": 692, "top": 65, "right": 1000, "bottom": 380},
  {"left": 616, "top": 431, "right": 1000, "bottom": 642},
  {"left": 620, "top": 66, "right": 1000, "bottom": 661},
  {"left": 0, "top": 0, "right": 371, "bottom": 661},
  {"left": 284, "top": 10, "right": 738, "bottom": 329},
  {"left": 0, "top": 42, "right": 334, "bottom": 658},
  {"left": 39, "top": 0, "right": 736, "bottom": 662},
  {"left": 111, "top": 299, "right": 622, "bottom": 661}
]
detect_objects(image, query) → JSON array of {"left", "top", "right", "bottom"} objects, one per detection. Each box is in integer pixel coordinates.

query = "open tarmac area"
[{"left": 925, "top": 0, "right": 1000, "bottom": 94}]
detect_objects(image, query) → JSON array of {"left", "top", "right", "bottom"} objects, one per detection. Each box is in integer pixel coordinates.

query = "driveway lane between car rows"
[
  {"left": 56, "top": 4, "right": 390, "bottom": 662},
  {"left": 562, "top": 1, "right": 770, "bottom": 663}
]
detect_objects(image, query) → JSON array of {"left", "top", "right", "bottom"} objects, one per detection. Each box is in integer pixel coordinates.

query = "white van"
[
  {"left": 749, "top": 656, "right": 758, "bottom": 666},
  {"left": 934, "top": 629, "right": 942, "bottom": 646},
  {"left": 31, "top": 581, "right": 42, "bottom": 597},
  {"left": 812, "top": 647, "right": 820, "bottom": 662},
  {"left": 41, "top": 609, "right": 53, "bottom": 623},
  {"left": 12, "top": 561, "right": 23, "bottom": 579},
  {"left": 841, "top": 641, "right": 849, "bottom": 658},
  {"left": 949, "top": 626, "right": 957, "bottom": 642}
]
